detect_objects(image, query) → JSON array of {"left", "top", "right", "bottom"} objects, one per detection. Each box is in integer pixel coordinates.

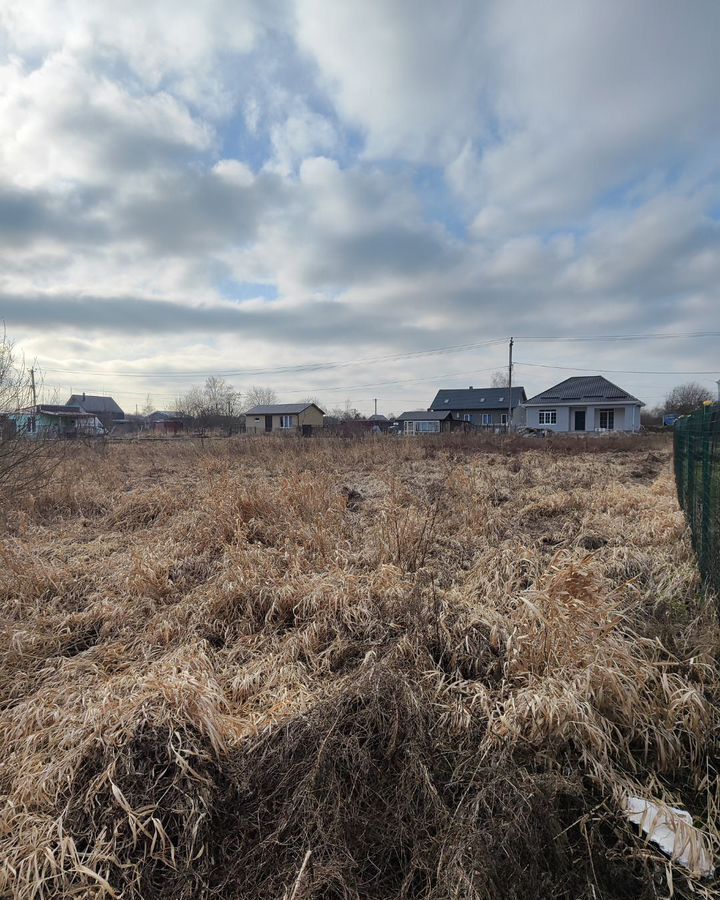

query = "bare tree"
[
  {"left": 0, "top": 329, "right": 57, "bottom": 506},
  {"left": 174, "top": 377, "right": 243, "bottom": 433},
  {"left": 328, "top": 400, "right": 361, "bottom": 421},
  {"left": 490, "top": 370, "right": 510, "bottom": 388},
  {"left": 663, "top": 382, "right": 713, "bottom": 417},
  {"left": 0, "top": 328, "right": 32, "bottom": 413},
  {"left": 302, "top": 395, "right": 323, "bottom": 409},
  {"left": 243, "top": 386, "right": 278, "bottom": 410}
]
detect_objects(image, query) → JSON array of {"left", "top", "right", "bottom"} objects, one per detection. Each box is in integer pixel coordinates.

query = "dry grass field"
[{"left": 0, "top": 434, "right": 718, "bottom": 899}]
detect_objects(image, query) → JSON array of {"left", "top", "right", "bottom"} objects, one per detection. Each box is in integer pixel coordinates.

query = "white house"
[{"left": 522, "top": 376, "right": 643, "bottom": 433}]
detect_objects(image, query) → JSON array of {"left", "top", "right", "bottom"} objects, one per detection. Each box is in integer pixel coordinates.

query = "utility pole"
[
  {"left": 507, "top": 337, "right": 513, "bottom": 433},
  {"left": 30, "top": 367, "right": 37, "bottom": 408},
  {"left": 374, "top": 398, "right": 378, "bottom": 416},
  {"left": 716, "top": 379, "right": 720, "bottom": 403}
]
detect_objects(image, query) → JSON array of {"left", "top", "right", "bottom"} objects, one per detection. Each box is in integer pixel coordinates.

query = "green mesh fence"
[{"left": 674, "top": 404, "right": 720, "bottom": 596}]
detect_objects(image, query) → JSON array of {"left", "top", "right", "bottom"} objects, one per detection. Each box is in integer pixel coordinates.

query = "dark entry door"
[
  {"left": 574, "top": 410, "right": 586, "bottom": 431},
  {"left": 302, "top": 424, "right": 312, "bottom": 437},
  {"left": 265, "top": 415, "right": 273, "bottom": 432}
]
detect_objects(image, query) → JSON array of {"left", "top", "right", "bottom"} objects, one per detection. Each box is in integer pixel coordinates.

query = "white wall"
[
  {"left": 525, "top": 406, "right": 570, "bottom": 431},
  {"left": 524, "top": 404, "right": 641, "bottom": 432}
]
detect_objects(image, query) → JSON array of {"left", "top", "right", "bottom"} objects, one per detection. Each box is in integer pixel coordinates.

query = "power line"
[
  {"left": 516, "top": 361, "right": 720, "bottom": 375},
  {"left": 40, "top": 338, "right": 508, "bottom": 379},
  {"left": 37, "top": 365, "right": 507, "bottom": 405},
  {"left": 515, "top": 331, "right": 720, "bottom": 342},
  {"left": 37, "top": 330, "right": 720, "bottom": 380}
]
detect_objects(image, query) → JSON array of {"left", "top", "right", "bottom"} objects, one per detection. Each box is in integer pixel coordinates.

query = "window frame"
[
  {"left": 538, "top": 409, "right": 557, "bottom": 425},
  {"left": 500, "top": 413, "right": 508, "bottom": 426},
  {"left": 416, "top": 420, "right": 440, "bottom": 433},
  {"left": 598, "top": 409, "right": 615, "bottom": 430},
  {"left": 279, "top": 414, "right": 295, "bottom": 429},
  {"left": 481, "top": 413, "right": 492, "bottom": 426}
]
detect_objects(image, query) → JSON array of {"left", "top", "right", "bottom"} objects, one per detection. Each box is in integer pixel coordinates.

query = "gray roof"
[
  {"left": 430, "top": 386, "right": 526, "bottom": 411},
  {"left": 368, "top": 413, "right": 389, "bottom": 421},
  {"left": 524, "top": 376, "right": 643, "bottom": 405},
  {"left": 245, "top": 402, "right": 325, "bottom": 415},
  {"left": 67, "top": 394, "right": 124, "bottom": 415},
  {"left": 17, "top": 404, "right": 92, "bottom": 416},
  {"left": 398, "top": 410, "right": 453, "bottom": 421}
]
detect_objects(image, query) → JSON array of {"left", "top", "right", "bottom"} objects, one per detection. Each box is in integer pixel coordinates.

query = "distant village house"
[
  {"left": 430, "top": 386, "right": 526, "bottom": 429},
  {"left": 66, "top": 394, "right": 125, "bottom": 432},
  {"left": 521, "top": 376, "right": 643, "bottom": 432},
  {"left": 148, "top": 411, "right": 185, "bottom": 435},
  {"left": 245, "top": 402, "right": 325, "bottom": 435},
  {"left": 397, "top": 410, "right": 453, "bottom": 435},
  {"left": 10, "top": 404, "right": 102, "bottom": 439}
]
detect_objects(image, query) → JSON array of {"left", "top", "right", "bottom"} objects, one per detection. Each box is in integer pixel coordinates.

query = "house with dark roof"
[
  {"left": 66, "top": 393, "right": 125, "bottom": 431},
  {"left": 521, "top": 376, "right": 643, "bottom": 433},
  {"left": 245, "top": 402, "right": 325, "bottom": 435},
  {"left": 429, "top": 386, "right": 527, "bottom": 429},
  {"left": 397, "top": 409, "right": 454, "bottom": 435}
]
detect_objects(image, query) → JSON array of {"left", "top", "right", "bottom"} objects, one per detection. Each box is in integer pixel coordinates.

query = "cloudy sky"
[{"left": 1, "top": 0, "right": 719, "bottom": 415}]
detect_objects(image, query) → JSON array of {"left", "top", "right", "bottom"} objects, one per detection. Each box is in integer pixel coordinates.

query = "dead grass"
[{"left": 0, "top": 433, "right": 718, "bottom": 899}]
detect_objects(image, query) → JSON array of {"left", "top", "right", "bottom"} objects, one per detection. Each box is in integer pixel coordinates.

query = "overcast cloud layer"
[{"left": 1, "top": 0, "right": 719, "bottom": 413}]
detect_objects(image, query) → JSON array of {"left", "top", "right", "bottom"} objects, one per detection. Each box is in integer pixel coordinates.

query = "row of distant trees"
[
  {"left": 641, "top": 382, "right": 716, "bottom": 425},
  {"left": 173, "top": 378, "right": 278, "bottom": 421},
  {"left": 171, "top": 377, "right": 395, "bottom": 426}
]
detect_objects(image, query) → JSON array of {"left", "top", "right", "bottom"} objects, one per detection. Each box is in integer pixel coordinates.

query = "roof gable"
[
  {"left": 430, "top": 386, "right": 526, "bottom": 411},
  {"left": 524, "top": 376, "right": 642, "bottom": 405}
]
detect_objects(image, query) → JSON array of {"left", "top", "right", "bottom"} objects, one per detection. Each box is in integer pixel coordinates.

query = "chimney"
[
  {"left": 469, "top": 385, "right": 473, "bottom": 390},
  {"left": 82, "top": 391, "right": 85, "bottom": 402}
]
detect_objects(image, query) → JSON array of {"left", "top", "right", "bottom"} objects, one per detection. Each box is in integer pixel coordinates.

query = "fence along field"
[
  {"left": 675, "top": 404, "right": 720, "bottom": 597},
  {"left": 0, "top": 434, "right": 718, "bottom": 899}
]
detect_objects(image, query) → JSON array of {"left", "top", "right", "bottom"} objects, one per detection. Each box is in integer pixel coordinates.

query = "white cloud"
[
  {"left": 0, "top": 53, "right": 213, "bottom": 189},
  {"left": 0, "top": 0, "right": 719, "bottom": 415},
  {"left": 295, "top": 0, "right": 493, "bottom": 162}
]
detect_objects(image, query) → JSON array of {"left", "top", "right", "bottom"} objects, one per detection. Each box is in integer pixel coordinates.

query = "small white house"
[
  {"left": 522, "top": 376, "right": 643, "bottom": 433},
  {"left": 397, "top": 410, "right": 453, "bottom": 435}
]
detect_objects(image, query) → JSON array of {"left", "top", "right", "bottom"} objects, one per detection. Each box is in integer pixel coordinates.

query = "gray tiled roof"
[
  {"left": 524, "top": 376, "right": 642, "bottom": 405},
  {"left": 67, "top": 394, "right": 124, "bottom": 415},
  {"left": 245, "top": 403, "right": 325, "bottom": 415},
  {"left": 398, "top": 410, "right": 453, "bottom": 421},
  {"left": 430, "top": 387, "right": 526, "bottom": 410}
]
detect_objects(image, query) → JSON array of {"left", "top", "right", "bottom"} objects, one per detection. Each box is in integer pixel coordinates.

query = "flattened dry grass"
[{"left": 0, "top": 434, "right": 718, "bottom": 899}]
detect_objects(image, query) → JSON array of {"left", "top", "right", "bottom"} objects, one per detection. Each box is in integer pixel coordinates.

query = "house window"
[
  {"left": 598, "top": 409, "right": 615, "bottom": 430},
  {"left": 416, "top": 420, "right": 440, "bottom": 433},
  {"left": 500, "top": 413, "right": 508, "bottom": 426},
  {"left": 27, "top": 416, "right": 36, "bottom": 434},
  {"left": 481, "top": 413, "right": 492, "bottom": 425},
  {"left": 463, "top": 414, "right": 471, "bottom": 422},
  {"left": 279, "top": 415, "right": 294, "bottom": 429},
  {"left": 538, "top": 409, "right": 557, "bottom": 425}
]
